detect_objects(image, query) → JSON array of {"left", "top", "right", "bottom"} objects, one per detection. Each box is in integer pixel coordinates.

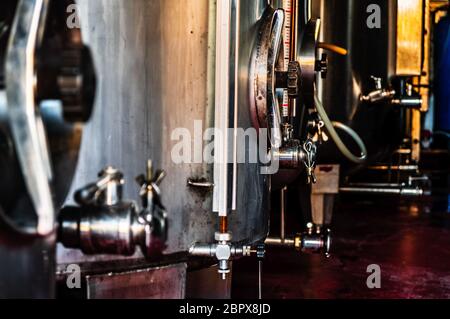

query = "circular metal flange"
[{"left": 249, "top": 7, "right": 284, "bottom": 149}]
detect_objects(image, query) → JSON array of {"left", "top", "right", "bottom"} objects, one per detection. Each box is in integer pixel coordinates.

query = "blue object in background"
[
  {"left": 447, "top": 194, "right": 450, "bottom": 213},
  {"left": 435, "top": 15, "right": 450, "bottom": 132}
]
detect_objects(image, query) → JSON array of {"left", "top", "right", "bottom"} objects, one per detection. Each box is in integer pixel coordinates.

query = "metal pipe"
[
  {"left": 265, "top": 237, "right": 295, "bottom": 247},
  {"left": 189, "top": 243, "right": 249, "bottom": 257},
  {"left": 391, "top": 97, "right": 423, "bottom": 108},
  {"left": 189, "top": 244, "right": 215, "bottom": 257},
  {"left": 258, "top": 260, "right": 262, "bottom": 300},
  {"left": 367, "top": 165, "right": 419, "bottom": 171},
  {"left": 272, "top": 146, "right": 306, "bottom": 169},
  {"left": 280, "top": 187, "right": 286, "bottom": 240},
  {"left": 339, "top": 187, "right": 424, "bottom": 196},
  {"left": 219, "top": 216, "right": 228, "bottom": 234}
]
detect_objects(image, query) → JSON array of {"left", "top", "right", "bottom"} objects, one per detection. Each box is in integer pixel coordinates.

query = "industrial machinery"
[
  {"left": 0, "top": 0, "right": 445, "bottom": 300},
  {"left": 314, "top": 0, "right": 437, "bottom": 197},
  {"left": 0, "top": 0, "right": 337, "bottom": 298}
]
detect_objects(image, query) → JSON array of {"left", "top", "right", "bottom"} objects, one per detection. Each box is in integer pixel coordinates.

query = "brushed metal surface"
[
  {"left": 233, "top": 0, "right": 270, "bottom": 244},
  {"left": 0, "top": 234, "right": 56, "bottom": 298},
  {"left": 418, "top": 0, "right": 431, "bottom": 113},
  {"left": 86, "top": 263, "right": 186, "bottom": 299},
  {"left": 395, "top": 0, "right": 423, "bottom": 76},
  {"left": 312, "top": 0, "right": 406, "bottom": 166},
  {"left": 59, "top": 0, "right": 270, "bottom": 265},
  {"left": 186, "top": 264, "right": 232, "bottom": 299}
]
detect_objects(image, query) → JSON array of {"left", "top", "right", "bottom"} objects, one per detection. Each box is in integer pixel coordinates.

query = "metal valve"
[
  {"left": 298, "top": 223, "right": 331, "bottom": 257},
  {"left": 58, "top": 161, "right": 168, "bottom": 258},
  {"left": 265, "top": 223, "right": 331, "bottom": 257},
  {"left": 189, "top": 232, "right": 253, "bottom": 280},
  {"left": 135, "top": 160, "right": 169, "bottom": 256},
  {"left": 371, "top": 76, "right": 383, "bottom": 90},
  {"left": 308, "top": 114, "right": 329, "bottom": 144},
  {"left": 360, "top": 76, "right": 396, "bottom": 103}
]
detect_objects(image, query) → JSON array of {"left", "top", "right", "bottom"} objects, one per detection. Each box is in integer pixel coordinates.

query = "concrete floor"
[{"left": 232, "top": 195, "right": 450, "bottom": 299}]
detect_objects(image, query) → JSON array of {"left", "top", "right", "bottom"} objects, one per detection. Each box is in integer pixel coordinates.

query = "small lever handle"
[
  {"left": 74, "top": 183, "right": 99, "bottom": 206},
  {"left": 370, "top": 76, "right": 383, "bottom": 90},
  {"left": 74, "top": 167, "right": 123, "bottom": 206}
]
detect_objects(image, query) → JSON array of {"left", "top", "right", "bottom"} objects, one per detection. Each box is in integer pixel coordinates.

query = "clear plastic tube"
[{"left": 314, "top": 95, "right": 367, "bottom": 164}]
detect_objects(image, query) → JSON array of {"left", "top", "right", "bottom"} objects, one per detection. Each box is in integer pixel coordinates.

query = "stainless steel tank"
[
  {"left": 58, "top": 0, "right": 270, "bottom": 268},
  {"left": 312, "top": 0, "right": 404, "bottom": 167}
]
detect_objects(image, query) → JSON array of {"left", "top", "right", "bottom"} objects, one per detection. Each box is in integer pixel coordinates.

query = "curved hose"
[
  {"left": 318, "top": 42, "right": 348, "bottom": 56},
  {"left": 314, "top": 95, "right": 367, "bottom": 164}
]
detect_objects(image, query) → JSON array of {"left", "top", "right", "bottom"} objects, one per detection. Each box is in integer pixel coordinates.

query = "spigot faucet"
[
  {"left": 59, "top": 160, "right": 168, "bottom": 258},
  {"left": 189, "top": 232, "right": 252, "bottom": 280},
  {"left": 360, "top": 76, "right": 396, "bottom": 103}
]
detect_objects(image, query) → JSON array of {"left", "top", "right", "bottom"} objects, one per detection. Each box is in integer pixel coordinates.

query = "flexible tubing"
[{"left": 314, "top": 94, "right": 367, "bottom": 164}]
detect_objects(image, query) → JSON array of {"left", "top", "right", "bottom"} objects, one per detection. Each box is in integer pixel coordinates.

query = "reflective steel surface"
[
  {"left": 59, "top": 0, "right": 271, "bottom": 266},
  {"left": 313, "top": 0, "right": 405, "bottom": 167}
]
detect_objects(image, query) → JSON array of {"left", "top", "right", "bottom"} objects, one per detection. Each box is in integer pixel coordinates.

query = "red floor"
[{"left": 232, "top": 196, "right": 450, "bottom": 299}]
